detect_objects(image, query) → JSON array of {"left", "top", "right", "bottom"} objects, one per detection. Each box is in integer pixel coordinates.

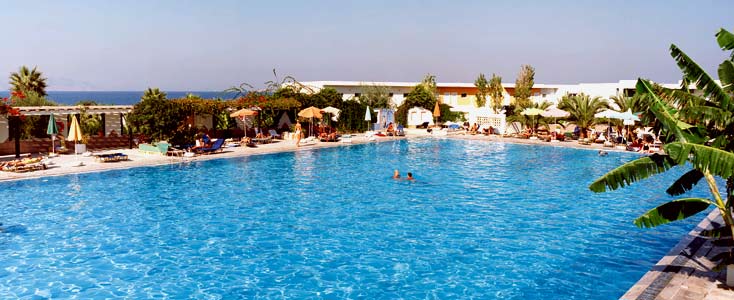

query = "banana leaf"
[
  {"left": 589, "top": 154, "right": 676, "bottom": 193},
  {"left": 666, "top": 169, "right": 704, "bottom": 196},
  {"left": 634, "top": 198, "right": 712, "bottom": 228}
]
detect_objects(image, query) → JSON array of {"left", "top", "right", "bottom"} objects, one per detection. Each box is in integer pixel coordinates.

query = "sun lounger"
[
  {"left": 195, "top": 138, "right": 225, "bottom": 154},
  {"left": 94, "top": 153, "right": 129, "bottom": 162},
  {"left": 395, "top": 125, "right": 405, "bottom": 136},
  {"left": 341, "top": 134, "right": 353, "bottom": 143},
  {"left": 300, "top": 137, "right": 318, "bottom": 146},
  {"left": 0, "top": 157, "right": 47, "bottom": 172},
  {"left": 138, "top": 142, "right": 170, "bottom": 155},
  {"left": 268, "top": 129, "right": 282, "bottom": 139},
  {"left": 252, "top": 136, "right": 273, "bottom": 144}
]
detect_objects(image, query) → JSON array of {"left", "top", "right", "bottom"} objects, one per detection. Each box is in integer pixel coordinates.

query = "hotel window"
[
  {"left": 403, "top": 93, "right": 408, "bottom": 97},
  {"left": 444, "top": 92, "right": 458, "bottom": 105},
  {"left": 461, "top": 93, "right": 467, "bottom": 97},
  {"left": 388, "top": 93, "right": 394, "bottom": 97},
  {"left": 354, "top": 93, "right": 361, "bottom": 97}
]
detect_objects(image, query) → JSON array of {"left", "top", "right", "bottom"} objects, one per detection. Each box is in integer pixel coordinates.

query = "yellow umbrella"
[
  {"left": 298, "top": 107, "right": 322, "bottom": 137},
  {"left": 67, "top": 115, "right": 83, "bottom": 144},
  {"left": 298, "top": 106, "right": 323, "bottom": 119},
  {"left": 433, "top": 101, "right": 441, "bottom": 127},
  {"left": 229, "top": 108, "right": 258, "bottom": 118}
]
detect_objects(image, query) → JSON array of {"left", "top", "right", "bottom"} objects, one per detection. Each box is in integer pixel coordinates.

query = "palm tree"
[
  {"left": 142, "top": 88, "right": 167, "bottom": 102},
  {"left": 589, "top": 28, "right": 734, "bottom": 245},
  {"left": 506, "top": 101, "right": 552, "bottom": 133},
  {"left": 556, "top": 93, "right": 609, "bottom": 139},
  {"left": 9, "top": 66, "right": 48, "bottom": 96}
]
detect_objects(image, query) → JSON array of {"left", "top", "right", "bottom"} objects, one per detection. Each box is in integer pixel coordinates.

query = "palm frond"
[
  {"left": 634, "top": 198, "right": 712, "bottom": 228},
  {"left": 670, "top": 44, "right": 732, "bottom": 111},
  {"left": 589, "top": 154, "right": 676, "bottom": 193},
  {"left": 664, "top": 142, "right": 734, "bottom": 179},
  {"left": 666, "top": 169, "right": 704, "bottom": 196}
]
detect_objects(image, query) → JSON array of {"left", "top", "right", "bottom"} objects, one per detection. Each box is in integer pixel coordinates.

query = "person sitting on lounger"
[
  {"left": 190, "top": 133, "right": 208, "bottom": 151},
  {"left": 386, "top": 123, "right": 395, "bottom": 136},
  {"left": 469, "top": 123, "right": 478, "bottom": 134},
  {"left": 627, "top": 138, "right": 642, "bottom": 152}
]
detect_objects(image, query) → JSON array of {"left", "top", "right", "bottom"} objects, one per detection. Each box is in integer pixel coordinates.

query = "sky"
[{"left": 1, "top": 0, "right": 733, "bottom": 91}]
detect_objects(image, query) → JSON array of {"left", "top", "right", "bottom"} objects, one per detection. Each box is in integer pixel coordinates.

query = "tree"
[
  {"left": 395, "top": 74, "right": 439, "bottom": 125},
  {"left": 474, "top": 73, "right": 489, "bottom": 108},
  {"left": 557, "top": 93, "right": 609, "bottom": 139},
  {"left": 420, "top": 73, "right": 438, "bottom": 99},
  {"left": 488, "top": 74, "right": 504, "bottom": 113},
  {"left": 513, "top": 65, "right": 535, "bottom": 108},
  {"left": 12, "top": 91, "right": 57, "bottom": 139},
  {"left": 359, "top": 84, "right": 391, "bottom": 108},
  {"left": 589, "top": 28, "right": 734, "bottom": 248},
  {"left": 128, "top": 88, "right": 181, "bottom": 142},
  {"left": 77, "top": 101, "right": 103, "bottom": 140},
  {"left": 9, "top": 66, "right": 48, "bottom": 97},
  {"left": 396, "top": 84, "right": 436, "bottom": 126}
]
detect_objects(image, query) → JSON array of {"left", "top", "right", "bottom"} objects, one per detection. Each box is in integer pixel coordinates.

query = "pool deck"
[
  {"left": 3, "top": 129, "right": 733, "bottom": 299},
  {"left": 621, "top": 210, "right": 734, "bottom": 300},
  {"left": 0, "top": 133, "right": 413, "bottom": 182}
]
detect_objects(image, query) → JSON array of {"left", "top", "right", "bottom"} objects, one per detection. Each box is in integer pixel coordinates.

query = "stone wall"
[{"left": 0, "top": 136, "right": 134, "bottom": 156}]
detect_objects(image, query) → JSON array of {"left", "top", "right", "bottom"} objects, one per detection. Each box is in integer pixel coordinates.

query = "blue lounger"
[{"left": 196, "top": 138, "right": 225, "bottom": 154}]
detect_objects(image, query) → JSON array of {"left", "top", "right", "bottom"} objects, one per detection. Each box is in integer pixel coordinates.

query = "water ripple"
[{"left": 0, "top": 139, "right": 706, "bottom": 299}]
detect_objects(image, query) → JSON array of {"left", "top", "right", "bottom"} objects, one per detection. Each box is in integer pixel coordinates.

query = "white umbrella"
[
  {"left": 619, "top": 109, "right": 639, "bottom": 142},
  {"left": 365, "top": 106, "right": 372, "bottom": 131},
  {"left": 594, "top": 109, "right": 623, "bottom": 135},
  {"left": 618, "top": 109, "right": 640, "bottom": 122},
  {"left": 321, "top": 106, "right": 341, "bottom": 122},
  {"left": 594, "top": 109, "right": 622, "bottom": 119},
  {"left": 540, "top": 105, "right": 569, "bottom": 118},
  {"left": 541, "top": 105, "right": 570, "bottom": 127},
  {"left": 320, "top": 106, "right": 341, "bottom": 134}
]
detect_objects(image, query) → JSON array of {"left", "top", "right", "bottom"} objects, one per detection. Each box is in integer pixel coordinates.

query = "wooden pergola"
[{"left": 6, "top": 105, "right": 134, "bottom": 158}]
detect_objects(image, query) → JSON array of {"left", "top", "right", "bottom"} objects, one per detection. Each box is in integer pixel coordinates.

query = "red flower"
[{"left": 10, "top": 90, "right": 25, "bottom": 99}]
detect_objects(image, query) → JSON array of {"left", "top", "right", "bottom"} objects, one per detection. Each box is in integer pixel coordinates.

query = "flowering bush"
[{"left": 0, "top": 91, "right": 24, "bottom": 117}]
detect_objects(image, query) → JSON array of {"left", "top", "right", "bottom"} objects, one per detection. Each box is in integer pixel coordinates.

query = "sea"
[{"left": 0, "top": 91, "right": 238, "bottom": 105}]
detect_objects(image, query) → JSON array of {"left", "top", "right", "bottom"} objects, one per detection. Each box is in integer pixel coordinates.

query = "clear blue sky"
[{"left": 1, "top": 0, "right": 732, "bottom": 91}]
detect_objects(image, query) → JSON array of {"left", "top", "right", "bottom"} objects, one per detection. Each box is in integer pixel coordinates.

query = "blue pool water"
[{"left": 0, "top": 139, "right": 706, "bottom": 299}]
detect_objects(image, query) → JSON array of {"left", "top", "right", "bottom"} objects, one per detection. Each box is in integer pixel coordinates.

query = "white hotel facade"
[
  {"left": 300, "top": 80, "right": 688, "bottom": 111},
  {"left": 299, "top": 80, "right": 690, "bottom": 131}
]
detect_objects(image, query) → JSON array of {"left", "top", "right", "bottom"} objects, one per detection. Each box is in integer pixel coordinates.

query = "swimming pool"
[{"left": 0, "top": 139, "right": 705, "bottom": 299}]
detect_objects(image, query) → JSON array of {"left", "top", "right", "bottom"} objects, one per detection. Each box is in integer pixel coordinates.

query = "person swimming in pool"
[
  {"left": 393, "top": 169, "right": 400, "bottom": 179},
  {"left": 406, "top": 172, "right": 414, "bottom": 180}
]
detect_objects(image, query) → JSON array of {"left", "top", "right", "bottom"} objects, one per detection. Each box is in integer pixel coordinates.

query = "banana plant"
[{"left": 589, "top": 28, "right": 734, "bottom": 243}]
